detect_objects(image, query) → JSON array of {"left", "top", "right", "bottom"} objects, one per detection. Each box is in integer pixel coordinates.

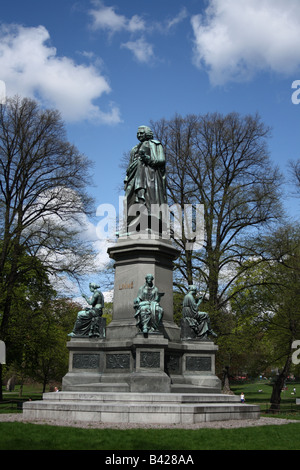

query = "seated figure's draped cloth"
[
  {"left": 134, "top": 275, "right": 164, "bottom": 334},
  {"left": 68, "top": 283, "right": 105, "bottom": 338},
  {"left": 182, "top": 291, "right": 210, "bottom": 338}
]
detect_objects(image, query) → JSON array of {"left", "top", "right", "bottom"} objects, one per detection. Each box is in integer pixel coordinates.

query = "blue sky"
[{"left": 1, "top": 0, "right": 300, "bottom": 293}]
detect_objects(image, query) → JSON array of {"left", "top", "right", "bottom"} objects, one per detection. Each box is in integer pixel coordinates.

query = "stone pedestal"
[
  {"left": 130, "top": 334, "right": 171, "bottom": 392},
  {"left": 106, "top": 237, "right": 181, "bottom": 342},
  {"left": 62, "top": 335, "right": 221, "bottom": 393},
  {"left": 62, "top": 236, "right": 222, "bottom": 393},
  {"left": 167, "top": 340, "right": 221, "bottom": 393}
]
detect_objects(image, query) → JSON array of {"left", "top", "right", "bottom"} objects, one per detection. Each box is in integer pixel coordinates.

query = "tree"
[
  {"left": 25, "top": 298, "right": 80, "bottom": 392},
  {"left": 229, "top": 224, "right": 300, "bottom": 410},
  {"left": 1, "top": 249, "right": 57, "bottom": 397},
  {"left": 0, "top": 96, "right": 96, "bottom": 397},
  {"left": 289, "top": 158, "right": 300, "bottom": 196},
  {"left": 151, "top": 113, "right": 283, "bottom": 325},
  {"left": 263, "top": 225, "right": 300, "bottom": 410}
]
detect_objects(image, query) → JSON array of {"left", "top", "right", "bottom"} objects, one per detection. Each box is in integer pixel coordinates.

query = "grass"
[
  {"left": 1, "top": 381, "right": 300, "bottom": 450},
  {"left": 0, "top": 383, "right": 44, "bottom": 413},
  {"left": 230, "top": 380, "right": 300, "bottom": 416},
  {"left": 0, "top": 421, "right": 299, "bottom": 450}
]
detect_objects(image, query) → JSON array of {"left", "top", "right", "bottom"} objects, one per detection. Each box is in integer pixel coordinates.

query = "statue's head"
[
  {"left": 137, "top": 125, "right": 153, "bottom": 142},
  {"left": 89, "top": 282, "right": 100, "bottom": 291},
  {"left": 188, "top": 285, "right": 197, "bottom": 292},
  {"left": 145, "top": 274, "right": 154, "bottom": 283}
]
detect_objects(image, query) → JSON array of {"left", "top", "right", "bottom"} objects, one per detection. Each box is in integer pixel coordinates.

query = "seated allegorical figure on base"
[
  {"left": 134, "top": 274, "right": 164, "bottom": 335},
  {"left": 68, "top": 283, "right": 105, "bottom": 338},
  {"left": 181, "top": 285, "right": 217, "bottom": 340}
]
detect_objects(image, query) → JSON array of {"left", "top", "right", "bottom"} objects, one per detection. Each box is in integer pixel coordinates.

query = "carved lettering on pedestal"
[
  {"left": 186, "top": 356, "right": 211, "bottom": 371},
  {"left": 106, "top": 353, "right": 131, "bottom": 369},
  {"left": 73, "top": 354, "right": 100, "bottom": 369},
  {"left": 118, "top": 281, "right": 134, "bottom": 290},
  {"left": 140, "top": 351, "right": 160, "bottom": 368}
]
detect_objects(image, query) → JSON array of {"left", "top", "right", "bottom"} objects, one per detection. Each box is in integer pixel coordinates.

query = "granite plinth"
[
  {"left": 23, "top": 391, "right": 261, "bottom": 424},
  {"left": 107, "top": 237, "right": 181, "bottom": 341},
  {"left": 62, "top": 334, "right": 222, "bottom": 394}
]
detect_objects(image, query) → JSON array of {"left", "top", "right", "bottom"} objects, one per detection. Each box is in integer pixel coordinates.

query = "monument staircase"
[{"left": 23, "top": 391, "right": 260, "bottom": 424}]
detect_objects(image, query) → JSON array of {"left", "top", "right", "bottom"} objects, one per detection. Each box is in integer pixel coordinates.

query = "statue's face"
[
  {"left": 145, "top": 275, "right": 153, "bottom": 284},
  {"left": 137, "top": 128, "right": 147, "bottom": 142}
]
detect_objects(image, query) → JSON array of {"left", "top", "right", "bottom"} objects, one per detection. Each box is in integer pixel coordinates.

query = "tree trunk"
[
  {"left": 222, "top": 366, "right": 234, "bottom": 395},
  {"left": 269, "top": 355, "right": 292, "bottom": 412},
  {"left": 43, "top": 377, "right": 48, "bottom": 394}
]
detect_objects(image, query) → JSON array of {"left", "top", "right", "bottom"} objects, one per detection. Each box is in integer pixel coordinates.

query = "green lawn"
[
  {"left": 0, "top": 383, "right": 44, "bottom": 413},
  {"left": 230, "top": 380, "right": 300, "bottom": 415},
  {"left": 0, "top": 421, "right": 299, "bottom": 450}
]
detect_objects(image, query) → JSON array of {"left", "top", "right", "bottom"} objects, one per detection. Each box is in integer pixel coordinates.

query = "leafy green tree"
[
  {"left": 228, "top": 225, "right": 300, "bottom": 409},
  {"left": 24, "top": 299, "right": 80, "bottom": 392},
  {"left": 0, "top": 96, "right": 96, "bottom": 397},
  {"left": 6, "top": 294, "right": 81, "bottom": 394},
  {"left": 0, "top": 249, "right": 55, "bottom": 397}
]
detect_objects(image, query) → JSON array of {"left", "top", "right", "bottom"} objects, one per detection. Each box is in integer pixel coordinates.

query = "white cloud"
[
  {"left": 191, "top": 0, "right": 300, "bottom": 85},
  {"left": 88, "top": 2, "right": 189, "bottom": 64},
  {"left": 89, "top": 1, "right": 145, "bottom": 34},
  {"left": 121, "top": 37, "right": 155, "bottom": 64},
  {"left": 166, "top": 7, "right": 188, "bottom": 30},
  {"left": 0, "top": 23, "right": 121, "bottom": 123}
]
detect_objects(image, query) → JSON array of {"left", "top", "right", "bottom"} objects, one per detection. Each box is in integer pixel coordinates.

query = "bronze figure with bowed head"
[
  {"left": 68, "top": 283, "right": 105, "bottom": 338},
  {"left": 181, "top": 285, "right": 217, "bottom": 340}
]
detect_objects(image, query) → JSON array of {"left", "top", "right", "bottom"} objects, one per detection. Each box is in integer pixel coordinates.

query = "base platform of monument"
[{"left": 23, "top": 391, "right": 260, "bottom": 424}]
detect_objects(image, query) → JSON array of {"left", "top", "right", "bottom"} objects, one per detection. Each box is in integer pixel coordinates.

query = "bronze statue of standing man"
[{"left": 124, "top": 126, "right": 167, "bottom": 224}]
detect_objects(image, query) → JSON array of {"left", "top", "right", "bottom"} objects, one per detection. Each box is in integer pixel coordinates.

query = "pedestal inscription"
[
  {"left": 140, "top": 351, "right": 160, "bottom": 368},
  {"left": 186, "top": 356, "right": 211, "bottom": 371},
  {"left": 72, "top": 354, "right": 100, "bottom": 369},
  {"left": 106, "top": 353, "right": 131, "bottom": 369}
]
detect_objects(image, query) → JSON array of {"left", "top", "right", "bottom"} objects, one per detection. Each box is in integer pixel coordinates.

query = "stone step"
[
  {"left": 23, "top": 398, "right": 260, "bottom": 424},
  {"left": 40, "top": 391, "right": 241, "bottom": 404},
  {"left": 170, "top": 383, "right": 221, "bottom": 394},
  {"left": 22, "top": 391, "right": 260, "bottom": 424},
  {"left": 65, "top": 383, "right": 130, "bottom": 393}
]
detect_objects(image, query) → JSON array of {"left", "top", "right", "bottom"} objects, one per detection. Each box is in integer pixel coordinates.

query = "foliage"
[
  {"left": 225, "top": 224, "right": 300, "bottom": 407},
  {"left": 0, "top": 96, "right": 96, "bottom": 398},
  {"left": 5, "top": 292, "right": 80, "bottom": 393},
  {"left": 0, "top": 96, "right": 96, "bottom": 340},
  {"left": 173, "top": 291, "right": 184, "bottom": 326},
  {"left": 102, "top": 301, "right": 113, "bottom": 325}
]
